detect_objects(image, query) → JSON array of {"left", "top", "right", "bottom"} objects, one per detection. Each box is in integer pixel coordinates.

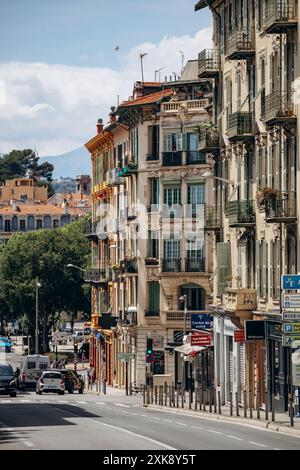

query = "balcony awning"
[{"left": 174, "top": 344, "right": 206, "bottom": 355}]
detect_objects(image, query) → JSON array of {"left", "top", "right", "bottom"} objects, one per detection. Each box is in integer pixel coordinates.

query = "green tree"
[
  {"left": 0, "top": 149, "right": 54, "bottom": 184},
  {"left": 0, "top": 217, "right": 91, "bottom": 352}
]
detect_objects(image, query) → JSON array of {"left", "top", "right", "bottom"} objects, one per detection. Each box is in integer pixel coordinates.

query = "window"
[
  {"left": 148, "top": 125, "right": 159, "bottom": 158},
  {"left": 147, "top": 281, "right": 160, "bottom": 314},
  {"left": 237, "top": 71, "right": 242, "bottom": 112},
  {"left": 163, "top": 239, "right": 180, "bottom": 260},
  {"left": 20, "top": 194, "right": 27, "bottom": 202},
  {"left": 4, "top": 220, "right": 11, "bottom": 232},
  {"left": 150, "top": 178, "right": 159, "bottom": 205},
  {"left": 164, "top": 187, "right": 181, "bottom": 206},
  {"left": 260, "top": 58, "right": 266, "bottom": 117},
  {"left": 36, "top": 219, "right": 43, "bottom": 230},
  {"left": 163, "top": 133, "right": 186, "bottom": 152},
  {"left": 117, "top": 144, "right": 122, "bottom": 167},
  {"left": 53, "top": 219, "right": 59, "bottom": 228},
  {"left": 187, "top": 183, "right": 205, "bottom": 217},
  {"left": 217, "top": 242, "right": 231, "bottom": 295},
  {"left": 226, "top": 78, "right": 232, "bottom": 128},
  {"left": 27, "top": 362, "right": 36, "bottom": 370},
  {"left": 148, "top": 230, "right": 159, "bottom": 258},
  {"left": 19, "top": 219, "right": 26, "bottom": 231}
]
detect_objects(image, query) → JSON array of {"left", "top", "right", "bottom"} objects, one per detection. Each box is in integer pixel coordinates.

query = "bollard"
[
  {"left": 208, "top": 389, "right": 212, "bottom": 413},
  {"left": 189, "top": 387, "right": 192, "bottom": 410},
  {"left": 230, "top": 391, "right": 233, "bottom": 416},
  {"left": 250, "top": 405, "right": 253, "bottom": 419},
  {"left": 129, "top": 383, "right": 132, "bottom": 396},
  {"left": 181, "top": 387, "right": 184, "bottom": 408},
  {"left": 102, "top": 379, "right": 106, "bottom": 395},
  {"left": 151, "top": 386, "right": 154, "bottom": 405},
  {"left": 143, "top": 385, "right": 146, "bottom": 406},
  {"left": 176, "top": 386, "right": 179, "bottom": 408},
  {"left": 164, "top": 383, "right": 168, "bottom": 407},
  {"left": 169, "top": 386, "right": 172, "bottom": 407},
  {"left": 289, "top": 396, "right": 294, "bottom": 427},
  {"left": 272, "top": 393, "right": 276, "bottom": 422},
  {"left": 214, "top": 390, "right": 217, "bottom": 414},
  {"left": 203, "top": 391, "right": 206, "bottom": 412},
  {"left": 155, "top": 386, "right": 158, "bottom": 405},
  {"left": 195, "top": 387, "right": 198, "bottom": 411},
  {"left": 243, "top": 390, "right": 247, "bottom": 418},
  {"left": 256, "top": 386, "right": 260, "bottom": 420},
  {"left": 172, "top": 384, "right": 175, "bottom": 407},
  {"left": 147, "top": 385, "right": 150, "bottom": 405},
  {"left": 200, "top": 386, "right": 203, "bottom": 411},
  {"left": 218, "top": 390, "right": 221, "bottom": 414},
  {"left": 160, "top": 386, "right": 163, "bottom": 406},
  {"left": 265, "top": 391, "right": 269, "bottom": 421},
  {"left": 235, "top": 392, "right": 239, "bottom": 417}
]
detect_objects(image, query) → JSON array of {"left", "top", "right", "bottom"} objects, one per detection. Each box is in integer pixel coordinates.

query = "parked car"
[
  {"left": 20, "top": 355, "right": 50, "bottom": 389},
  {"left": 53, "top": 369, "right": 84, "bottom": 394},
  {"left": 72, "top": 331, "right": 84, "bottom": 343},
  {"left": 0, "top": 364, "right": 17, "bottom": 397},
  {"left": 0, "top": 337, "right": 12, "bottom": 352},
  {"left": 36, "top": 371, "right": 65, "bottom": 395},
  {"left": 78, "top": 342, "right": 89, "bottom": 359}
]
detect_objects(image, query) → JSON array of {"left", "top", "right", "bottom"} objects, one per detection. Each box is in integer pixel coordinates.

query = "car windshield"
[
  {"left": 43, "top": 373, "right": 61, "bottom": 379},
  {"left": 27, "top": 362, "right": 36, "bottom": 369},
  {"left": 40, "top": 363, "right": 48, "bottom": 370},
  {"left": 0, "top": 365, "right": 13, "bottom": 376}
]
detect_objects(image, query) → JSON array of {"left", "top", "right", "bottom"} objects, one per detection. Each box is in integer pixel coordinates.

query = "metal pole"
[
  {"left": 35, "top": 278, "right": 39, "bottom": 354},
  {"left": 125, "top": 361, "right": 128, "bottom": 396},
  {"left": 230, "top": 391, "right": 233, "bottom": 416},
  {"left": 220, "top": 314, "right": 225, "bottom": 404},
  {"left": 235, "top": 392, "right": 239, "bottom": 416}
]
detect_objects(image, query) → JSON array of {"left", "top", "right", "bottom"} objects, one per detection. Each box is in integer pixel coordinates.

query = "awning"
[{"left": 174, "top": 344, "right": 206, "bottom": 355}]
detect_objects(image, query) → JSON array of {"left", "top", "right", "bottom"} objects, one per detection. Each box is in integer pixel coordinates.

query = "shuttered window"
[
  {"left": 256, "top": 240, "right": 260, "bottom": 297},
  {"left": 148, "top": 281, "right": 160, "bottom": 313},
  {"left": 274, "top": 142, "right": 280, "bottom": 190},
  {"left": 150, "top": 178, "right": 159, "bottom": 205},
  {"left": 270, "top": 241, "right": 274, "bottom": 297},
  {"left": 262, "top": 240, "right": 267, "bottom": 299},
  {"left": 163, "top": 133, "right": 187, "bottom": 151},
  {"left": 217, "top": 242, "right": 232, "bottom": 295}
]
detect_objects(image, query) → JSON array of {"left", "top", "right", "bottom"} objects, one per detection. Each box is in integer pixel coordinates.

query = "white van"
[{"left": 20, "top": 355, "right": 50, "bottom": 389}]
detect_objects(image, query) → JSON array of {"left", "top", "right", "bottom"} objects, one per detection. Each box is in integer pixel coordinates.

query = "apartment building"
[
  {"left": 85, "top": 67, "right": 214, "bottom": 389},
  {"left": 196, "top": 0, "right": 299, "bottom": 411}
]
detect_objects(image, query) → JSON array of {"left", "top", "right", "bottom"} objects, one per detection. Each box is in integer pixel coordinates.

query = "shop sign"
[
  {"left": 191, "top": 332, "right": 212, "bottom": 346},
  {"left": 245, "top": 320, "right": 266, "bottom": 341},
  {"left": 282, "top": 294, "right": 300, "bottom": 308},
  {"left": 191, "top": 313, "right": 213, "bottom": 331},
  {"left": 234, "top": 330, "right": 245, "bottom": 342},
  {"left": 282, "top": 275, "right": 300, "bottom": 290}
]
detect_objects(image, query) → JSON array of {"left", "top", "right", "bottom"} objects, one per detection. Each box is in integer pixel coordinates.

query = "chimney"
[
  {"left": 109, "top": 106, "right": 116, "bottom": 123},
  {"left": 96, "top": 118, "right": 103, "bottom": 134}
]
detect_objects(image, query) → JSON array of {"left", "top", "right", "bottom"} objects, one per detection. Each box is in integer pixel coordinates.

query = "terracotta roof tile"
[
  {"left": 120, "top": 89, "right": 173, "bottom": 108},
  {"left": 0, "top": 204, "right": 69, "bottom": 216}
]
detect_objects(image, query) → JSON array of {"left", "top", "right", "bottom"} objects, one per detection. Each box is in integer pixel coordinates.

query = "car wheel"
[
  {"left": 79, "top": 387, "right": 84, "bottom": 394},
  {"left": 10, "top": 391, "right": 17, "bottom": 398},
  {"left": 68, "top": 387, "right": 74, "bottom": 394},
  {"left": 59, "top": 391, "right": 65, "bottom": 395},
  {"left": 38, "top": 390, "right": 42, "bottom": 395}
]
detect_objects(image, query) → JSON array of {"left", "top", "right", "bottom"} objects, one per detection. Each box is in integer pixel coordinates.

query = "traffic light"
[{"left": 146, "top": 338, "right": 153, "bottom": 355}]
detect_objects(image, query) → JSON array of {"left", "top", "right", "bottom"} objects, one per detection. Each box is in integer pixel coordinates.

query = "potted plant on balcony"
[
  {"left": 145, "top": 257, "right": 159, "bottom": 266},
  {"left": 256, "top": 187, "right": 279, "bottom": 211},
  {"left": 194, "top": 121, "right": 217, "bottom": 146}
]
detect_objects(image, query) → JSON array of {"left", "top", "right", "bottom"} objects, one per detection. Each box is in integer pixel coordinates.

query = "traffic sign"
[
  {"left": 234, "top": 330, "right": 245, "bottom": 342},
  {"left": 191, "top": 332, "right": 212, "bottom": 346},
  {"left": 282, "top": 312, "right": 300, "bottom": 321},
  {"left": 191, "top": 314, "right": 213, "bottom": 331},
  {"left": 283, "top": 323, "right": 300, "bottom": 334},
  {"left": 283, "top": 294, "right": 300, "bottom": 308},
  {"left": 282, "top": 275, "right": 300, "bottom": 290},
  {"left": 282, "top": 335, "right": 300, "bottom": 347},
  {"left": 146, "top": 354, "right": 155, "bottom": 364}
]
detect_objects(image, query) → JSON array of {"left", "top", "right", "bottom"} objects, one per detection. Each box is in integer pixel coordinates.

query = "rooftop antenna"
[
  {"left": 140, "top": 52, "right": 148, "bottom": 83},
  {"left": 179, "top": 50, "right": 185, "bottom": 75},
  {"left": 155, "top": 67, "right": 164, "bottom": 82}
]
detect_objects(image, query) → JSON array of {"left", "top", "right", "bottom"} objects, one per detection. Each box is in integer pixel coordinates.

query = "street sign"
[
  {"left": 283, "top": 323, "right": 300, "bottom": 334},
  {"left": 283, "top": 294, "right": 300, "bottom": 308},
  {"left": 191, "top": 313, "right": 213, "bottom": 331},
  {"left": 245, "top": 320, "right": 266, "bottom": 340},
  {"left": 191, "top": 332, "right": 212, "bottom": 347},
  {"left": 145, "top": 354, "right": 155, "bottom": 364},
  {"left": 283, "top": 335, "right": 300, "bottom": 347},
  {"left": 234, "top": 330, "right": 245, "bottom": 343},
  {"left": 282, "top": 312, "right": 300, "bottom": 321},
  {"left": 116, "top": 352, "right": 135, "bottom": 361},
  {"left": 282, "top": 275, "right": 300, "bottom": 290}
]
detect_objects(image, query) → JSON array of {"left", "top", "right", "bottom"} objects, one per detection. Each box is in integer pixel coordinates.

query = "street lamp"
[
  {"left": 67, "top": 263, "right": 85, "bottom": 273},
  {"left": 209, "top": 305, "right": 226, "bottom": 405},
  {"left": 202, "top": 171, "right": 239, "bottom": 201},
  {"left": 35, "top": 278, "right": 41, "bottom": 354},
  {"left": 179, "top": 294, "right": 188, "bottom": 391}
]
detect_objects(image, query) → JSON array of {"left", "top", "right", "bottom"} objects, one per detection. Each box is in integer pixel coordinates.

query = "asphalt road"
[{"left": 0, "top": 389, "right": 300, "bottom": 450}]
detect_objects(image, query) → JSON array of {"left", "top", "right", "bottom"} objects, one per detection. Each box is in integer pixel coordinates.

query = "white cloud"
[{"left": 0, "top": 27, "right": 211, "bottom": 157}]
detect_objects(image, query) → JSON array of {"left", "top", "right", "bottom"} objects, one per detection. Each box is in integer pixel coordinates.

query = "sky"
[{"left": 0, "top": 0, "right": 211, "bottom": 157}]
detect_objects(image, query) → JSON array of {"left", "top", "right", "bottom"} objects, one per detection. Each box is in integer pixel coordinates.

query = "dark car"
[
  {"left": 78, "top": 342, "right": 89, "bottom": 359},
  {"left": 0, "top": 364, "right": 17, "bottom": 397},
  {"left": 54, "top": 369, "right": 84, "bottom": 394}
]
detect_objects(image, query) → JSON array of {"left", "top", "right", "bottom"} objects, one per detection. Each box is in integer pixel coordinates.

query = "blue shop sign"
[
  {"left": 282, "top": 275, "right": 300, "bottom": 290},
  {"left": 95, "top": 332, "right": 102, "bottom": 340},
  {"left": 191, "top": 313, "right": 213, "bottom": 331}
]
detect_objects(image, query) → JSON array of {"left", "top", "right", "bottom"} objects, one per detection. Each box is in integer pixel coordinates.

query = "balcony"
[
  {"left": 84, "top": 269, "right": 109, "bottom": 284},
  {"left": 162, "top": 258, "right": 181, "bottom": 272},
  {"left": 162, "top": 151, "right": 182, "bottom": 166},
  {"left": 144, "top": 310, "right": 160, "bottom": 317},
  {"left": 264, "top": 0, "right": 297, "bottom": 34},
  {"left": 198, "top": 128, "right": 219, "bottom": 152},
  {"left": 227, "top": 200, "right": 255, "bottom": 227},
  {"left": 186, "top": 150, "right": 206, "bottom": 165},
  {"left": 185, "top": 257, "right": 206, "bottom": 273},
  {"left": 224, "top": 288, "right": 257, "bottom": 314},
  {"left": 110, "top": 168, "right": 124, "bottom": 186},
  {"left": 121, "top": 259, "right": 138, "bottom": 274},
  {"left": 226, "top": 30, "right": 255, "bottom": 60},
  {"left": 265, "top": 191, "right": 297, "bottom": 223},
  {"left": 198, "top": 49, "right": 219, "bottom": 78},
  {"left": 205, "top": 206, "right": 222, "bottom": 230},
  {"left": 85, "top": 220, "right": 100, "bottom": 241},
  {"left": 161, "top": 99, "right": 210, "bottom": 114},
  {"left": 264, "top": 92, "right": 296, "bottom": 125},
  {"left": 119, "top": 310, "right": 137, "bottom": 326},
  {"left": 146, "top": 154, "right": 159, "bottom": 162},
  {"left": 145, "top": 257, "right": 160, "bottom": 267},
  {"left": 118, "top": 162, "right": 138, "bottom": 177},
  {"left": 227, "top": 112, "right": 253, "bottom": 142},
  {"left": 161, "top": 310, "right": 211, "bottom": 327}
]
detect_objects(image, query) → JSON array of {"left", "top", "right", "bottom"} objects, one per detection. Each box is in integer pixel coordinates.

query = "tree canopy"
[
  {"left": 0, "top": 149, "right": 54, "bottom": 184},
  {"left": 0, "top": 217, "right": 91, "bottom": 351}
]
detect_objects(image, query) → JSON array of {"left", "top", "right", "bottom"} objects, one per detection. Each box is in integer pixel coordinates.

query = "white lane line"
[
  {"left": 175, "top": 422, "right": 187, "bottom": 426},
  {"left": 24, "top": 441, "right": 35, "bottom": 448},
  {"left": 76, "top": 401, "right": 87, "bottom": 404},
  {"left": 248, "top": 441, "right": 268, "bottom": 448},
  {"left": 191, "top": 426, "right": 203, "bottom": 430},
  {"left": 129, "top": 412, "right": 138, "bottom": 416},
  {"left": 0, "top": 400, "right": 12, "bottom": 403},
  {"left": 142, "top": 414, "right": 150, "bottom": 418},
  {"left": 114, "top": 403, "right": 130, "bottom": 408},
  {"left": 273, "top": 448, "right": 281, "bottom": 451},
  {"left": 162, "top": 419, "right": 173, "bottom": 423},
  {"left": 226, "top": 435, "right": 243, "bottom": 441},
  {"left": 151, "top": 416, "right": 161, "bottom": 420},
  {"left": 57, "top": 400, "right": 68, "bottom": 403},
  {"left": 208, "top": 430, "right": 222, "bottom": 435},
  {"left": 96, "top": 402, "right": 105, "bottom": 405},
  {"left": 20, "top": 400, "right": 31, "bottom": 403}
]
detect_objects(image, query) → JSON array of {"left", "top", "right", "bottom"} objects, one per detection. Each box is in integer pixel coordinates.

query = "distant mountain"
[{"left": 40, "top": 147, "right": 91, "bottom": 179}]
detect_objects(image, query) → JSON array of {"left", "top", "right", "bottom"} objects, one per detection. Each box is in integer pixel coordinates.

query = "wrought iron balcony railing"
[
  {"left": 198, "top": 49, "right": 219, "bottom": 78},
  {"left": 264, "top": 0, "right": 297, "bottom": 34},
  {"left": 204, "top": 206, "right": 222, "bottom": 230},
  {"left": 264, "top": 92, "right": 296, "bottom": 124},
  {"left": 162, "top": 151, "right": 182, "bottom": 166},
  {"left": 227, "top": 200, "right": 255, "bottom": 227},
  {"left": 121, "top": 259, "right": 138, "bottom": 274},
  {"left": 185, "top": 257, "right": 206, "bottom": 273},
  {"left": 198, "top": 128, "right": 219, "bottom": 152},
  {"left": 84, "top": 269, "right": 108, "bottom": 284},
  {"left": 162, "top": 258, "right": 181, "bottom": 272},
  {"left": 186, "top": 150, "right": 206, "bottom": 165},
  {"left": 227, "top": 112, "right": 253, "bottom": 141},
  {"left": 265, "top": 191, "right": 297, "bottom": 222},
  {"left": 226, "top": 30, "right": 255, "bottom": 60}
]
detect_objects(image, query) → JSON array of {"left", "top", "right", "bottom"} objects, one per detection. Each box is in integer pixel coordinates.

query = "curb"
[{"left": 146, "top": 404, "right": 300, "bottom": 438}]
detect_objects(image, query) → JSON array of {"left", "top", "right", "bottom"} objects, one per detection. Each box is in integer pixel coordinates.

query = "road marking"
[
  {"left": 24, "top": 441, "right": 35, "bottom": 448},
  {"left": 20, "top": 400, "right": 31, "bottom": 403},
  {"left": 226, "top": 435, "right": 243, "bottom": 441},
  {"left": 208, "top": 430, "right": 221, "bottom": 435},
  {"left": 151, "top": 416, "right": 161, "bottom": 420},
  {"left": 273, "top": 448, "right": 281, "bottom": 451},
  {"left": 76, "top": 401, "right": 87, "bottom": 404},
  {"left": 175, "top": 422, "right": 187, "bottom": 426},
  {"left": 191, "top": 425, "right": 203, "bottom": 430},
  {"left": 0, "top": 400, "right": 12, "bottom": 403},
  {"left": 96, "top": 402, "right": 105, "bottom": 405},
  {"left": 142, "top": 414, "right": 149, "bottom": 418},
  {"left": 121, "top": 411, "right": 129, "bottom": 414},
  {"left": 248, "top": 441, "right": 268, "bottom": 448},
  {"left": 57, "top": 400, "right": 68, "bottom": 403},
  {"left": 114, "top": 403, "right": 130, "bottom": 408},
  {"left": 129, "top": 412, "right": 138, "bottom": 416}
]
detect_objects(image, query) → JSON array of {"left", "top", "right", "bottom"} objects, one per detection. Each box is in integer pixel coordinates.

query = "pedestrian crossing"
[{"left": 0, "top": 397, "right": 141, "bottom": 410}]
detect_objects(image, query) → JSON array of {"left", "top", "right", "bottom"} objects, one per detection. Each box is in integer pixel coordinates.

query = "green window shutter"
[
  {"left": 274, "top": 142, "right": 280, "bottom": 190},
  {"left": 148, "top": 281, "right": 160, "bottom": 312},
  {"left": 276, "top": 240, "right": 281, "bottom": 298},
  {"left": 262, "top": 240, "right": 267, "bottom": 298},
  {"left": 217, "top": 242, "right": 232, "bottom": 295},
  {"left": 291, "top": 137, "right": 296, "bottom": 192},
  {"left": 262, "top": 147, "right": 266, "bottom": 186},
  {"left": 270, "top": 241, "right": 273, "bottom": 297},
  {"left": 255, "top": 146, "right": 260, "bottom": 187},
  {"left": 256, "top": 240, "right": 260, "bottom": 297},
  {"left": 268, "top": 145, "right": 273, "bottom": 187}
]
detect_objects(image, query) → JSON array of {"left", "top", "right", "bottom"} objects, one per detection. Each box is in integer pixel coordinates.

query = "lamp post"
[
  {"left": 210, "top": 305, "right": 226, "bottom": 405},
  {"left": 35, "top": 278, "right": 41, "bottom": 354},
  {"left": 179, "top": 294, "right": 188, "bottom": 390}
]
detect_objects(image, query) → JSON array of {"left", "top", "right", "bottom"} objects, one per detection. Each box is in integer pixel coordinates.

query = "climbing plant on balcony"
[{"left": 256, "top": 187, "right": 279, "bottom": 209}]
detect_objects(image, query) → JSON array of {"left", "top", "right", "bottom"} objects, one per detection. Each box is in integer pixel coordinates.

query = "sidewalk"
[{"left": 145, "top": 390, "right": 300, "bottom": 437}]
